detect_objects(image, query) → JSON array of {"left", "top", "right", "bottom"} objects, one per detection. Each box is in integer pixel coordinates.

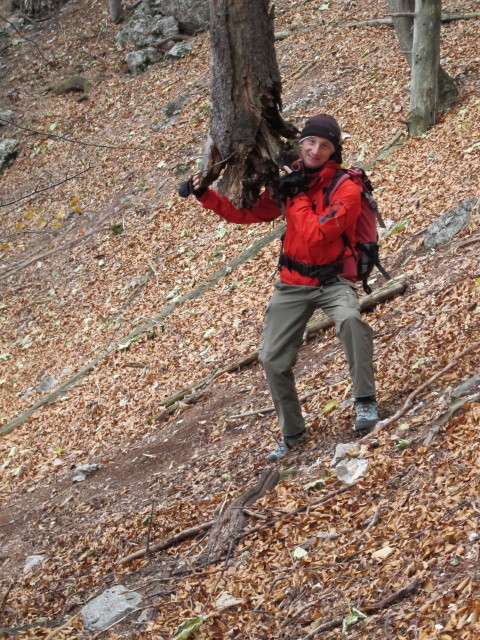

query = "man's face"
[{"left": 299, "top": 136, "right": 335, "bottom": 169}]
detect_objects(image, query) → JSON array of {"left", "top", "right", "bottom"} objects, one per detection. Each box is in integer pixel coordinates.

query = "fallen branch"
[
  {"left": 346, "top": 12, "right": 480, "bottom": 27},
  {"left": 0, "top": 12, "right": 52, "bottom": 62},
  {"left": 201, "top": 469, "right": 280, "bottom": 563},
  {"left": 116, "top": 520, "right": 216, "bottom": 565},
  {"left": 1, "top": 138, "right": 407, "bottom": 435},
  {"left": 43, "top": 613, "right": 80, "bottom": 640},
  {"left": 154, "top": 34, "right": 190, "bottom": 49},
  {"left": 0, "top": 165, "right": 92, "bottom": 208},
  {"left": 236, "top": 482, "right": 358, "bottom": 542},
  {"left": 183, "top": 276, "right": 408, "bottom": 423},
  {"left": 304, "top": 577, "right": 424, "bottom": 637},
  {"left": 363, "top": 340, "right": 480, "bottom": 441},
  {"left": 0, "top": 225, "right": 283, "bottom": 436}
]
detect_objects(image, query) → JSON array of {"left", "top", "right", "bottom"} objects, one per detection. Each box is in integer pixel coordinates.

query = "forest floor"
[{"left": 1, "top": 0, "right": 480, "bottom": 638}]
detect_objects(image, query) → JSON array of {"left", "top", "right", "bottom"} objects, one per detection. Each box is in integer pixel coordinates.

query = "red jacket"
[{"left": 198, "top": 161, "right": 361, "bottom": 286}]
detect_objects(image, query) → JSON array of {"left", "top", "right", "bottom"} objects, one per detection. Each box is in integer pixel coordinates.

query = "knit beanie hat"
[{"left": 298, "top": 114, "right": 341, "bottom": 147}]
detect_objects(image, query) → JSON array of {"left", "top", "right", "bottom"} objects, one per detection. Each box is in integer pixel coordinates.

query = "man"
[{"left": 179, "top": 114, "right": 378, "bottom": 461}]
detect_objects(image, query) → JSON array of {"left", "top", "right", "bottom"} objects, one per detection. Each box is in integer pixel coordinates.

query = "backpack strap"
[{"left": 323, "top": 169, "right": 349, "bottom": 208}]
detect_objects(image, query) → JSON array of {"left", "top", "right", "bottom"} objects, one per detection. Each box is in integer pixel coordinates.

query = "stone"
[
  {"left": 151, "top": 15, "right": 179, "bottom": 38},
  {"left": 24, "top": 555, "right": 45, "bottom": 574},
  {"left": 166, "top": 40, "right": 193, "bottom": 59},
  {"left": 72, "top": 463, "right": 100, "bottom": 483},
  {"left": 334, "top": 458, "right": 369, "bottom": 484},
  {"left": 424, "top": 198, "right": 477, "bottom": 249},
  {"left": 0, "top": 109, "right": 14, "bottom": 125},
  {"left": 125, "top": 50, "right": 148, "bottom": 75},
  {"left": 145, "top": 47, "right": 163, "bottom": 64},
  {"left": 154, "top": 0, "right": 210, "bottom": 34},
  {"left": 36, "top": 375, "right": 58, "bottom": 394},
  {"left": 330, "top": 442, "right": 360, "bottom": 467},
  {"left": 116, "top": 14, "right": 156, "bottom": 49},
  {"left": 0, "top": 138, "right": 19, "bottom": 171},
  {"left": 81, "top": 585, "right": 142, "bottom": 631},
  {"left": 163, "top": 94, "right": 187, "bottom": 117}
]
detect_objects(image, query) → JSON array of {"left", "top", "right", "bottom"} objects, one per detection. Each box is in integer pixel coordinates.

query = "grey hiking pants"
[{"left": 258, "top": 279, "right": 375, "bottom": 437}]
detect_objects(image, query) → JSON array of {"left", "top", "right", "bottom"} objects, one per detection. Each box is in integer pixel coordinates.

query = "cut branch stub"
[{"left": 203, "top": 0, "right": 298, "bottom": 207}]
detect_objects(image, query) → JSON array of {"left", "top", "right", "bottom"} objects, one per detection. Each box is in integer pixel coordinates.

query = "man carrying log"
[{"left": 179, "top": 114, "right": 378, "bottom": 461}]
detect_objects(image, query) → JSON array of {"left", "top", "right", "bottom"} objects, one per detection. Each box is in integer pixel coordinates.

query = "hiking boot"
[
  {"left": 353, "top": 399, "right": 378, "bottom": 433},
  {"left": 267, "top": 430, "right": 306, "bottom": 462}
]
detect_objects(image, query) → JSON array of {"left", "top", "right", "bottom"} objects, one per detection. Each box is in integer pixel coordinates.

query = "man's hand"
[
  {"left": 177, "top": 174, "right": 207, "bottom": 199},
  {"left": 277, "top": 168, "right": 309, "bottom": 199}
]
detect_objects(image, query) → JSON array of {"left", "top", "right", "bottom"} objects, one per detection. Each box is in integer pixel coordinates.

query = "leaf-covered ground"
[{"left": 0, "top": 0, "right": 479, "bottom": 638}]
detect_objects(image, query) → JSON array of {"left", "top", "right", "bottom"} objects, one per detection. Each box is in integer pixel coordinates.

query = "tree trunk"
[
  {"left": 202, "top": 0, "right": 298, "bottom": 208},
  {"left": 388, "top": 0, "right": 458, "bottom": 114},
  {"left": 409, "top": 0, "right": 441, "bottom": 136},
  {"left": 388, "top": 0, "right": 415, "bottom": 67},
  {"left": 108, "top": 0, "right": 124, "bottom": 23}
]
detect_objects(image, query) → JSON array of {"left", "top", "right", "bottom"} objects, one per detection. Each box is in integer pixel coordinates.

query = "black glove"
[
  {"left": 277, "top": 172, "right": 309, "bottom": 199},
  {"left": 177, "top": 176, "right": 207, "bottom": 199}
]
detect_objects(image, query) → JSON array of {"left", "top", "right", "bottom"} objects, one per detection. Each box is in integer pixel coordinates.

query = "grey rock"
[
  {"left": 151, "top": 15, "right": 179, "bottom": 38},
  {"left": 24, "top": 555, "right": 45, "bottom": 574},
  {"left": 0, "top": 138, "right": 19, "bottom": 171},
  {"left": 116, "top": 14, "right": 155, "bottom": 49},
  {"left": 145, "top": 46, "right": 163, "bottom": 64},
  {"left": 424, "top": 198, "right": 477, "bottom": 249},
  {"left": 330, "top": 442, "right": 360, "bottom": 467},
  {"left": 72, "top": 463, "right": 100, "bottom": 483},
  {"left": 163, "top": 94, "right": 187, "bottom": 117},
  {"left": 154, "top": 0, "right": 210, "bottom": 34},
  {"left": 335, "top": 458, "right": 369, "bottom": 484},
  {"left": 6, "top": 16, "right": 24, "bottom": 31},
  {"left": 166, "top": 40, "right": 193, "bottom": 59},
  {"left": 125, "top": 50, "right": 148, "bottom": 75},
  {"left": 0, "top": 109, "right": 14, "bottom": 125},
  {"left": 36, "top": 375, "right": 58, "bottom": 394},
  {"left": 81, "top": 585, "right": 142, "bottom": 631}
]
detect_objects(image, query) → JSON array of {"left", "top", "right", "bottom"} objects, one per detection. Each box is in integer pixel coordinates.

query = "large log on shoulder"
[{"left": 202, "top": 0, "right": 298, "bottom": 207}]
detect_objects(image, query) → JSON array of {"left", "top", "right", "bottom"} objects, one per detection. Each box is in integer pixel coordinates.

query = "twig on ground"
[
  {"left": 303, "top": 578, "right": 424, "bottom": 637},
  {"left": 43, "top": 613, "right": 80, "bottom": 640},
  {"left": 0, "top": 165, "right": 92, "bottom": 208},
  {"left": 0, "top": 12, "right": 52, "bottom": 62},
  {"left": 362, "top": 341, "right": 479, "bottom": 441},
  {"left": 145, "top": 501, "right": 155, "bottom": 558},
  {"left": 116, "top": 520, "right": 216, "bottom": 565},
  {"left": 0, "top": 577, "right": 15, "bottom": 613},
  {"left": 236, "top": 482, "right": 358, "bottom": 542}
]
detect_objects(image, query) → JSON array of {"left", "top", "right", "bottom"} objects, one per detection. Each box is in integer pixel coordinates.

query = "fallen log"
[
  {"left": 116, "top": 519, "right": 216, "bottom": 565},
  {"left": 200, "top": 468, "right": 280, "bottom": 563},
  {"left": 346, "top": 12, "right": 480, "bottom": 28},
  {"left": 304, "top": 577, "right": 424, "bottom": 637},
  {"left": 151, "top": 274, "right": 408, "bottom": 423}
]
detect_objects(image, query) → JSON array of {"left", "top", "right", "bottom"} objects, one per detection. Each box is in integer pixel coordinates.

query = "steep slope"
[{"left": 0, "top": 0, "right": 479, "bottom": 638}]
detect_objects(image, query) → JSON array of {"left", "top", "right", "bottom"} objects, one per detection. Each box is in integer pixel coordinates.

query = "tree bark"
[
  {"left": 108, "top": 0, "right": 124, "bottom": 23},
  {"left": 388, "top": 0, "right": 415, "bottom": 67},
  {"left": 202, "top": 0, "right": 298, "bottom": 207},
  {"left": 409, "top": 0, "right": 441, "bottom": 136},
  {"left": 388, "top": 0, "right": 458, "bottom": 116}
]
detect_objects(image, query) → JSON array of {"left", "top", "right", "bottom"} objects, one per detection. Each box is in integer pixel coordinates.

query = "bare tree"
[
  {"left": 200, "top": 0, "right": 298, "bottom": 208},
  {"left": 108, "top": 0, "right": 124, "bottom": 24},
  {"left": 388, "top": 0, "right": 458, "bottom": 135}
]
